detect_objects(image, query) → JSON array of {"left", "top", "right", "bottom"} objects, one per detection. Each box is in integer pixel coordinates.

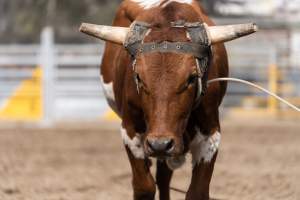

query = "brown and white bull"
[{"left": 80, "top": 0, "right": 257, "bottom": 199}]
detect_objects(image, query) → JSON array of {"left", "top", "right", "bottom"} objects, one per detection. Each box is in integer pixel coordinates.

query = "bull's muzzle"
[{"left": 145, "top": 136, "right": 179, "bottom": 157}]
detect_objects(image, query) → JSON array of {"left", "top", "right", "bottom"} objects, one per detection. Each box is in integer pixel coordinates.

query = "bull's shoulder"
[
  {"left": 189, "top": 1, "right": 215, "bottom": 26},
  {"left": 116, "top": 0, "right": 207, "bottom": 25},
  {"left": 112, "top": 0, "right": 145, "bottom": 27}
]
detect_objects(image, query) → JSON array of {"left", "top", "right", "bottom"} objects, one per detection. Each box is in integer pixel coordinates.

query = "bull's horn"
[
  {"left": 79, "top": 23, "right": 129, "bottom": 44},
  {"left": 205, "top": 23, "right": 258, "bottom": 44}
]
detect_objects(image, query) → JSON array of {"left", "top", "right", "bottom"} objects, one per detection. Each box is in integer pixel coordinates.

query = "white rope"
[
  {"left": 166, "top": 78, "right": 299, "bottom": 196},
  {"left": 207, "top": 77, "right": 300, "bottom": 112}
]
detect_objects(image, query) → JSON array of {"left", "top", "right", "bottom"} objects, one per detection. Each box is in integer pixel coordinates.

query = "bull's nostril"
[
  {"left": 146, "top": 139, "right": 154, "bottom": 152},
  {"left": 146, "top": 138, "right": 175, "bottom": 154},
  {"left": 165, "top": 139, "right": 175, "bottom": 152}
]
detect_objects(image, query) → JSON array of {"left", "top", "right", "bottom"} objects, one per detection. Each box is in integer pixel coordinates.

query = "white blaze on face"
[
  {"left": 190, "top": 128, "right": 221, "bottom": 166},
  {"left": 120, "top": 127, "right": 145, "bottom": 159},
  {"left": 131, "top": 0, "right": 193, "bottom": 9}
]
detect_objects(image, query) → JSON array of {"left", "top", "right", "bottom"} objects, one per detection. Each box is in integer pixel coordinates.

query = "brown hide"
[
  {"left": 101, "top": 0, "right": 228, "bottom": 142},
  {"left": 100, "top": 1, "right": 228, "bottom": 199}
]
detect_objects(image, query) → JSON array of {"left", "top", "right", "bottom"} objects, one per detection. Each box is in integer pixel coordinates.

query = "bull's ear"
[
  {"left": 204, "top": 23, "right": 258, "bottom": 44},
  {"left": 79, "top": 23, "right": 130, "bottom": 45}
]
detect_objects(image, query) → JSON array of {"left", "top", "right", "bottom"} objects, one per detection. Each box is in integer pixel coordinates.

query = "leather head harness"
[{"left": 124, "top": 20, "right": 212, "bottom": 106}]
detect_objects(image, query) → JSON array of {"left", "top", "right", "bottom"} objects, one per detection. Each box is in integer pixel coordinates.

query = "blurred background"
[
  {"left": 0, "top": 1, "right": 299, "bottom": 200},
  {"left": 0, "top": 0, "right": 299, "bottom": 124}
]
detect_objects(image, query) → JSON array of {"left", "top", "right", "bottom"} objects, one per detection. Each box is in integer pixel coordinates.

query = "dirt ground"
[{"left": 0, "top": 119, "right": 299, "bottom": 200}]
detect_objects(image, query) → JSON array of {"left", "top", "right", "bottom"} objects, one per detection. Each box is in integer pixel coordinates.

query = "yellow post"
[
  {"left": 268, "top": 64, "right": 279, "bottom": 114},
  {"left": 0, "top": 67, "right": 43, "bottom": 121}
]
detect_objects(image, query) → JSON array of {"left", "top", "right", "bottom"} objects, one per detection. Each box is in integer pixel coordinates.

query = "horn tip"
[
  {"left": 253, "top": 23, "right": 259, "bottom": 32},
  {"left": 79, "top": 23, "right": 88, "bottom": 33}
]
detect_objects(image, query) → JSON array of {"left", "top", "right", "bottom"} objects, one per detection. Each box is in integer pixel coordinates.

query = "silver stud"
[{"left": 163, "top": 42, "right": 168, "bottom": 49}]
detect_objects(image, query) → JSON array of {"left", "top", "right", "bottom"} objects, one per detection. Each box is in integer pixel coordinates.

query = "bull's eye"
[
  {"left": 136, "top": 74, "right": 141, "bottom": 83},
  {"left": 177, "top": 73, "right": 198, "bottom": 94},
  {"left": 187, "top": 74, "right": 198, "bottom": 85},
  {"left": 135, "top": 74, "right": 150, "bottom": 95}
]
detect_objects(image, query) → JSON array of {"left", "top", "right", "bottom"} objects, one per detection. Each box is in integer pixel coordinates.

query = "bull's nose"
[{"left": 146, "top": 138, "right": 175, "bottom": 155}]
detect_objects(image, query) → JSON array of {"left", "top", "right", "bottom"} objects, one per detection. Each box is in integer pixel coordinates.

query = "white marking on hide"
[
  {"left": 166, "top": 155, "right": 186, "bottom": 170},
  {"left": 189, "top": 129, "right": 221, "bottom": 166},
  {"left": 100, "top": 76, "right": 115, "bottom": 103},
  {"left": 120, "top": 127, "right": 145, "bottom": 159},
  {"left": 131, "top": 0, "right": 193, "bottom": 9},
  {"left": 186, "top": 31, "right": 192, "bottom": 41}
]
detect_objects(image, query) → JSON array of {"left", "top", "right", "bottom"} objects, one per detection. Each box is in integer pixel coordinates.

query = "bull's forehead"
[
  {"left": 136, "top": 53, "right": 196, "bottom": 87},
  {"left": 144, "top": 26, "right": 189, "bottom": 43},
  {"left": 131, "top": 0, "right": 193, "bottom": 9},
  {"left": 137, "top": 52, "right": 195, "bottom": 70}
]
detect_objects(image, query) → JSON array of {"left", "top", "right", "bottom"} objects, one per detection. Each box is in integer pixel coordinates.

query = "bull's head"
[{"left": 80, "top": 21, "right": 257, "bottom": 157}]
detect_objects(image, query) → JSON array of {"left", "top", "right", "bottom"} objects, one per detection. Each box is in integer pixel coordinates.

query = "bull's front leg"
[
  {"left": 156, "top": 160, "right": 173, "bottom": 200},
  {"left": 121, "top": 125, "right": 156, "bottom": 200},
  {"left": 186, "top": 127, "right": 221, "bottom": 200}
]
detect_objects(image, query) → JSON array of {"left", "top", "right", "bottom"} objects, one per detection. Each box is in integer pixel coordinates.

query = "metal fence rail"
[{"left": 0, "top": 28, "right": 105, "bottom": 124}]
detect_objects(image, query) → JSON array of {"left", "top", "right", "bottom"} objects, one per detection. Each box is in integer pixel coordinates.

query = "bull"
[{"left": 80, "top": 0, "right": 257, "bottom": 199}]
